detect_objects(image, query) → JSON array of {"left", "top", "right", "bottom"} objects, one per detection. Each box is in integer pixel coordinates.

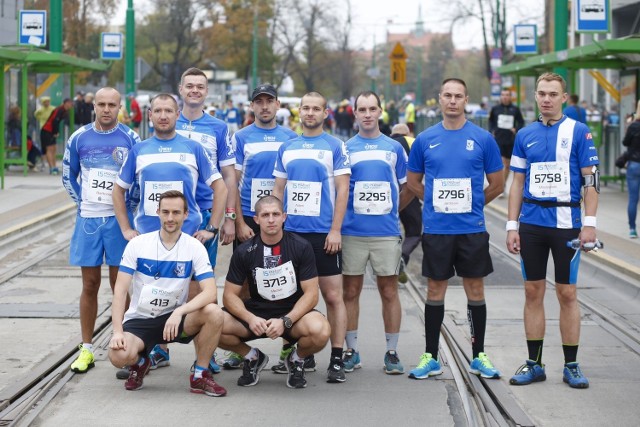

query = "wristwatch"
[
  {"left": 281, "top": 316, "right": 293, "bottom": 329},
  {"left": 224, "top": 211, "right": 237, "bottom": 221},
  {"left": 205, "top": 224, "right": 219, "bottom": 235}
]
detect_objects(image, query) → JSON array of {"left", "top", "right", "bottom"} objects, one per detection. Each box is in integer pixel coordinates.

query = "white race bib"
[
  {"left": 255, "top": 261, "right": 297, "bottom": 301},
  {"left": 137, "top": 283, "right": 183, "bottom": 318},
  {"left": 353, "top": 181, "right": 392, "bottom": 215},
  {"left": 286, "top": 180, "right": 321, "bottom": 217},
  {"left": 251, "top": 178, "right": 275, "bottom": 211},
  {"left": 497, "top": 114, "right": 515, "bottom": 130},
  {"left": 86, "top": 168, "right": 117, "bottom": 204},
  {"left": 432, "top": 178, "right": 472, "bottom": 213},
  {"left": 529, "top": 161, "right": 570, "bottom": 198},
  {"left": 144, "top": 181, "right": 184, "bottom": 216}
]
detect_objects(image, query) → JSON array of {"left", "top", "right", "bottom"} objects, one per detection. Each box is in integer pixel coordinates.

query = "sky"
[{"left": 112, "top": 0, "right": 546, "bottom": 51}]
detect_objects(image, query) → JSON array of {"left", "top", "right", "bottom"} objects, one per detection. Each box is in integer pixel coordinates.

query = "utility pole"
[
  {"left": 553, "top": 0, "right": 568, "bottom": 79},
  {"left": 50, "top": 0, "right": 63, "bottom": 104},
  {"left": 251, "top": 6, "right": 258, "bottom": 89},
  {"left": 125, "top": 0, "right": 136, "bottom": 101}
]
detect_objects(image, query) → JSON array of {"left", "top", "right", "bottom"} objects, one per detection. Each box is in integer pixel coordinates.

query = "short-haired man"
[
  {"left": 407, "top": 78, "right": 504, "bottom": 380},
  {"left": 488, "top": 89, "right": 524, "bottom": 193},
  {"left": 507, "top": 72, "right": 598, "bottom": 389},
  {"left": 273, "top": 91, "right": 351, "bottom": 383},
  {"left": 563, "top": 94, "right": 587, "bottom": 124},
  {"left": 341, "top": 91, "right": 412, "bottom": 375},
  {"left": 219, "top": 196, "right": 330, "bottom": 389},
  {"left": 63, "top": 87, "right": 140, "bottom": 374},
  {"left": 109, "top": 191, "right": 226, "bottom": 396},
  {"left": 113, "top": 93, "right": 227, "bottom": 372},
  {"left": 225, "top": 84, "right": 299, "bottom": 371}
]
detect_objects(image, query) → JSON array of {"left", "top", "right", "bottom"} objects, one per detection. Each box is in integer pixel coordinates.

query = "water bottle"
[{"left": 567, "top": 239, "right": 603, "bottom": 251}]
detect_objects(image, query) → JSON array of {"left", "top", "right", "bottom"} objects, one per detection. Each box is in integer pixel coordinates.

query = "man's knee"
[
  {"left": 556, "top": 284, "right": 577, "bottom": 306},
  {"left": 201, "top": 303, "right": 223, "bottom": 324}
]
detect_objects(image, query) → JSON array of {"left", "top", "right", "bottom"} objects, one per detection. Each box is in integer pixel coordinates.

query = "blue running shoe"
[
  {"left": 384, "top": 350, "right": 404, "bottom": 375},
  {"left": 191, "top": 352, "right": 221, "bottom": 374},
  {"left": 222, "top": 352, "right": 244, "bottom": 370},
  {"left": 149, "top": 345, "right": 170, "bottom": 370},
  {"left": 563, "top": 362, "right": 589, "bottom": 389},
  {"left": 469, "top": 353, "right": 501, "bottom": 379},
  {"left": 509, "top": 360, "right": 546, "bottom": 385},
  {"left": 343, "top": 349, "right": 361, "bottom": 372},
  {"left": 408, "top": 353, "right": 442, "bottom": 379}
]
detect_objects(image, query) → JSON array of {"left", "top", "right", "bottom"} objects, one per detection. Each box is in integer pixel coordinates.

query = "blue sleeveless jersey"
[
  {"left": 341, "top": 134, "right": 407, "bottom": 237},
  {"left": 510, "top": 116, "right": 598, "bottom": 229}
]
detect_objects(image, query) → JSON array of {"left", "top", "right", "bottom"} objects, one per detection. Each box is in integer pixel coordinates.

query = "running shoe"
[
  {"left": 222, "top": 352, "right": 244, "bottom": 370},
  {"left": 630, "top": 229, "right": 638, "bottom": 239},
  {"left": 115, "top": 367, "right": 129, "bottom": 380},
  {"left": 237, "top": 350, "right": 269, "bottom": 387},
  {"left": 343, "top": 349, "right": 361, "bottom": 372},
  {"left": 327, "top": 356, "right": 346, "bottom": 383},
  {"left": 190, "top": 370, "right": 227, "bottom": 396},
  {"left": 271, "top": 345, "right": 295, "bottom": 374},
  {"left": 509, "top": 360, "right": 546, "bottom": 385},
  {"left": 303, "top": 355, "right": 316, "bottom": 372},
  {"left": 408, "top": 353, "right": 443, "bottom": 379},
  {"left": 398, "top": 259, "right": 408, "bottom": 284},
  {"left": 285, "top": 354, "right": 307, "bottom": 389},
  {"left": 563, "top": 362, "right": 589, "bottom": 389},
  {"left": 469, "top": 352, "right": 501, "bottom": 379},
  {"left": 70, "top": 345, "right": 95, "bottom": 373},
  {"left": 384, "top": 350, "right": 405, "bottom": 375},
  {"left": 125, "top": 357, "right": 151, "bottom": 391},
  {"left": 50, "top": 167, "right": 59, "bottom": 175},
  {"left": 149, "top": 345, "right": 170, "bottom": 370}
]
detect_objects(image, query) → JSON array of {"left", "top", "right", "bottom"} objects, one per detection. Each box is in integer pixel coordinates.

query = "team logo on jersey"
[
  {"left": 302, "top": 143, "right": 314, "bottom": 149},
  {"left": 112, "top": 147, "right": 128, "bottom": 164},
  {"left": 386, "top": 152, "right": 392, "bottom": 161},
  {"left": 180, "top": 154, "right": 186, "bottom": 162},
  {"left": 318, "top": 151, "right": 324, "bottom": 159},
  {"left": 561, "top": 138, "right": 569, "bottom": 149},
  {"left": 181, "top": 123, "right": 195, "bottom": 131},
  {"left": 466, "top": 140, "right": 474, "bottom": 151},
  {"left": 159, "top": 147, "right": 172, "bottom": 153},
  {"left": 264, "top": 135, "right": 276, "bottom": 142},
  {"left": 586, "top": 133, "right": 593, "bottom": 140},
  {"left": 174, "top": 263, "right": 186, "bottom": 277}
]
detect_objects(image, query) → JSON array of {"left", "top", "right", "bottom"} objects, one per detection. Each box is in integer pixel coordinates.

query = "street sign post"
[
  {"left": 389, "top": 42, "right": 407, "bottom": 86},
  {"left": 101, "top": 32, "right": 123, "bottom": 60},
  {"left": 576, "top": 0, "right": 610, "bottom": 33},
  {"left": 19, "top": 10, "right": 46, "bottom": 46},
  {"left": 513, "top": 24, "right": 538, "bottom": 55}
]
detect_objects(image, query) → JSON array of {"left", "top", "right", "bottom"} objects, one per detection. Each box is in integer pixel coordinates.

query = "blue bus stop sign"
[
  {"left": 19, "top": 10, "right": 46, "bottom": 46},
  {"left": 101, "top": 33, "right": 123, "bottom": 60},
  {"left": 576, "top": 0, "right": 610, "bottom": 33},
  {"left": 513, "top": 25, "right": 537, "bottom": 55}
]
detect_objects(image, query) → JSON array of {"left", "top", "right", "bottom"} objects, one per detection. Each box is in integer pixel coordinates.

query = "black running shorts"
[
  {"left": 421, "top": 232, "right": 493, "bottom": 280},
  {"left": 123, "top": 311, "right": 193, "bottom": 355},
  {"left": 294, "top": 232, "right": 342, "bottom": 276}
]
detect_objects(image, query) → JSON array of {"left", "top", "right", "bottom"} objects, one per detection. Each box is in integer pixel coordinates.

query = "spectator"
[
  {"left": 127, "top": 93, "right": 142, "bottom": 133},
  {"left": 563, "top": 95, "right": 587, "bottom": 123},
  {"left": 622, "top": 100, "right": 640, "bottom": 239}
]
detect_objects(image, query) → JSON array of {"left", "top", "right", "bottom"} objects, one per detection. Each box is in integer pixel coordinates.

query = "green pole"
[
  {"left": 50, "top": 0, "right": 63, "bottom": 105},
  {"left": 125, "top": 0, "right": 135, "bottom": 101},
  {"left": 371, "top": 41, "right": 376, "bottom": 93},
  {"left": 21, "top": 65, "right": 29, "bottom": 175},
  {"left": 0, "top": 63, "right": 4, "bottom": 188},
  {"left": 554, "top": 0, "right": 568, "bottom": 80},
  {"left": 251, "top": 7, "right": 258, "bottom": 89}
]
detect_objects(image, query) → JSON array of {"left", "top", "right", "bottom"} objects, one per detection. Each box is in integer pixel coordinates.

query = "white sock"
[
  {"left": 82, "top": 343, "right": 94, "bottom": 353},
  {"left": 345, "top": 330, "right": 358, "bottom": 351},
  {"left": 245, "top": 348, "right": 258, "bottom": 360},
  {"left": 291, "top": 350, "right": 303, "bottom": 363}
]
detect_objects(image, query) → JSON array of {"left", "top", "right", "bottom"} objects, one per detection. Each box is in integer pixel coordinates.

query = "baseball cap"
[{"left": 251, "top": 84, "right": 277, "bottom": 101}]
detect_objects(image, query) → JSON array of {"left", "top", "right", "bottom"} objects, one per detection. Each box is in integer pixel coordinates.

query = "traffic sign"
[
  {"left": 101, "top": 32, "right": 123, "bottom": 60},
  {"left": 576, "top": 0, "right": 610, "bottom": 33},
  {"left": 19, "top": 10, "right": 46, "bottom": 46},
  {"left": 390, "top": 60, "right": 406, "bottom": 85},
  {"left": 389, "top": 42, "right": 408, "bottom": 60},
  {"left": 514, "top": 24, "right": 537, "bottom": 54}
]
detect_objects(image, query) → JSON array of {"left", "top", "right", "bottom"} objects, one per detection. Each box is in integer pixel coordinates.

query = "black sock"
[
  {"left": 330, "top": 347, "right": 342, "bottom": 360},
  {"left": 562, "top": 344, "right": 578, "bottom": 364},
  {"left": 527, "top": 339, "right": 544, "bottom": 364},
  {"left": 425, "top": 300, "right": 445, "bottom": 360},
  {"left": 467, "top": 300, "right": 487, "bottom": 359}
]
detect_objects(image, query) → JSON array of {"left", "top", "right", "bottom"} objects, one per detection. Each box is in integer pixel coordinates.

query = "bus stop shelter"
[
  {"left": 497, "top": 35, "right": 640, "bottom": 180},
  {"left": 1, "top": 47, "right": 108, "bottom": 189}
]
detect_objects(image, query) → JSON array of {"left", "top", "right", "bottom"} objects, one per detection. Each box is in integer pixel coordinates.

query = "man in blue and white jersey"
[
  {"left": 407, "top": 78, "right": 504, "bottom": 381},
  {"left": 109, "top": 191, "right": 227, "bottom": 397},
  {"left": 224, "top": 99, "right": 242, "bottom": 135},
  {"left": 63, "top": 87, "right": 140, "bottom": 374},
  {"left": 506, "top": 72, "right": 599, "bottom": 389},
  {"left": 234, "top": 84, "right": 298, "bottom": 243},
  {"left": 113, "top": 93, "right": 226, "bottom": 243},
  {"left": 273, "top": 91, "right": 352, "bottom": 383},
  {"left": 176, "top": 67, "right": 237, "bottom": 251},
  {"left": 341, "top": 91, "right": 412, "bottom": 376}
]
